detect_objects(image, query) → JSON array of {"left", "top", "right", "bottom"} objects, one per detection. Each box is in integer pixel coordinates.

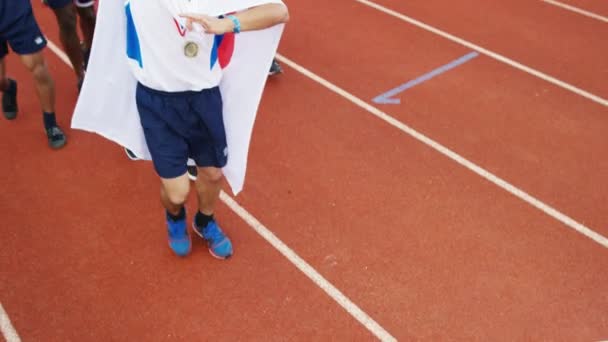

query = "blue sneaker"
[
  {"left": 166, "top": 211, "right": 191, "bottom": 257},
  {"left": 193, "top": 220, "right": 233, "bottom": 259}
]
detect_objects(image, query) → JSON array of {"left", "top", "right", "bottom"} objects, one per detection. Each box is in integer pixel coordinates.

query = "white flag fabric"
[{"left": 71, "top": 0, "right": 285, "bottom": 195}]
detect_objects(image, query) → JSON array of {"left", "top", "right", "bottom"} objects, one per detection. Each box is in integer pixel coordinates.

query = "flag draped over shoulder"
[{"left": 71, "top": 0, "right": 285, "bottom": 195}]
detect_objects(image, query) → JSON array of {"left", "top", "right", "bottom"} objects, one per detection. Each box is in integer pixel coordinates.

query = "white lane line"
[
  {"left": 354, "top": 0, "right": 608, "bottom": 108},
  {"left": 541, "top": 0, "right": 608, "bottom": 23},
  {"left": 47, "top": 39, "right": 71, "bottom": 65},
  {"left": 46, "top": 39, "right": 397, "bottom": 342},
  {"left": 0, "top": 40, "right": 68, "bottom": 342},
  {"left": 0, "top": 42, "right": 70, "bottom": 342},
  {"left": 0, "top": 303, "right": 21, "bottom": 342},
  {"left": 220, "top": 192, "right": 397, "bottom": 342},
  {"left": 275, "top": 53, "right": 608, "bottom": 250}
]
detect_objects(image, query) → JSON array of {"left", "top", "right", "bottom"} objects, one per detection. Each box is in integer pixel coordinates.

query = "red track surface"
[
  {"left": 555, "top": 0, "right": 608, "bottom": 16},
  {"left": 1, "top": 0, "right": 607, "bottom": 341}
]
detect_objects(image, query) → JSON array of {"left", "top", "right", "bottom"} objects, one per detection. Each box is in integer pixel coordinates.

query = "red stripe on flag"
[{"left": 218, "top": 33, "right": 235, "bottom": 69}]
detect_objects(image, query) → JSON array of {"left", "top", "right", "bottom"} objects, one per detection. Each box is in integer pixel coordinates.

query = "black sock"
[
  {"left": 167, "top": 206, "right": 186, "bottom": 222},
  {"left": 1, "top": 78, "right": 15, "bottom": 93},
  {"left": 195, "top": 211, "right": 214, "bottom": 228},
  {"left": 43, "top": 112, "right": 57, "bottom": 129}
]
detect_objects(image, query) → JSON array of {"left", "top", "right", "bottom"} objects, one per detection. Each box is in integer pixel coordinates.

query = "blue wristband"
[{"left": 226, "top": 15, "right": 241, "bottom": 33}]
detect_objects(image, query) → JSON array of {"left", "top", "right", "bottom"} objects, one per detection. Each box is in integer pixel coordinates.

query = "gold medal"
[{"left": 184, "top": 41, "right": 199, "bottom": 58}]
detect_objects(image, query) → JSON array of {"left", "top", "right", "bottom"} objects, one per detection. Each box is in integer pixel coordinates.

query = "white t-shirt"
[{"left": 126, "top": 0, "right": 223, "bottom": 92}]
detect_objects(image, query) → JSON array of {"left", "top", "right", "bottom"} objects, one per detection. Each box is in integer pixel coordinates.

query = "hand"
[{"left": 179, "top": 14, "right": 234, "bottom": 34}]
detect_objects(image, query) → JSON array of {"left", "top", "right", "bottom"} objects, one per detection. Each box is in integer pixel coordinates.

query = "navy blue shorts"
[
  {"left": 136, "top": 83, "right": 228, "bottom": 179},
  {"left": 43, "top": 0, "right": 95, "bottom": 9},
  {"left": 0, "top": 6, "right": 47, "bottom": 59}
]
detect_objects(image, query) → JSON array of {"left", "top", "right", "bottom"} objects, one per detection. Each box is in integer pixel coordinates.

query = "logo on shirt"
[{"left": 34, "top": 36, "right": 44, "bottom": 45}]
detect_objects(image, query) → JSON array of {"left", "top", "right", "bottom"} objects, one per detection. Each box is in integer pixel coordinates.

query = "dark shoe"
[
  {"left": 125, "top": 148, "right": 140, "bottom": 160},
  {"left": 268, "top": 58, "right": 283, "bottom": 76},
  {"left": 46, "top": 125, "right": 67, "bottom": 149},
  {"left": 2, "top": 79, "right": 18, "bottom": 120},
  {"left": 187, "top": 165, "right": 198, "bottom": 181}
]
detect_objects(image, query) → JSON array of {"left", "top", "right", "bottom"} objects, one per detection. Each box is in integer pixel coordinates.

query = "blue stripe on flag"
[
  {"left": 125, "top": 3, "right": 143, "bottom": 68},
  {"left": 210, "top": 34, "right": 223, "bottom": 70}
]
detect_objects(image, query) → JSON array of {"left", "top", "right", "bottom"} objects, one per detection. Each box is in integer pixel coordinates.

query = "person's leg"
[
  {"left": 136, "top": 83, "right": 192, "bottom": 257},
  {"left": 74, "top": 1, "right": 96, "bottom": 68},
  {"left": 189, "top": 87, "right": 232, "bottom": 259},
  {"left": 0, "top": 53, "right": 19, "bottom": 120},
  {"left": 48, "top": 0, "right": 85, "bottom": 85},
  {"left": 194, "top": 167, "right": 222, "bottom": 216},
  {"left": 158, "top": 174, "right": 192, "bottom": 257},
  {"left": 0, "top": 58, "right": 8, "bottom": 89},
  {"left": 19, "top": 52, "right": 54, "bottom": 113},
  {"left": 192, "top": 166, "right": 232, "bottom": 259},
  {"left": 7, "top": 6, "right": 66, "bottom": 148},
  {"left": 160, "top": 174, "right": 190, "bottom": 217},
  {"left": 0, "top": 45, "right": 8, "bottom": 89},
  {"left": 20, "top": 51, "right": 67, "bottom": 149}
]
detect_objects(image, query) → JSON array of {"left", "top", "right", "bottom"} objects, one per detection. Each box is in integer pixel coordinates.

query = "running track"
[{"left": 1, "top": 0, "right": 607, "bottom": 341}]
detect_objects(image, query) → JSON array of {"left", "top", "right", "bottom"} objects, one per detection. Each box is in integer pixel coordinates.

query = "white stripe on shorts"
[{"left": 74, "top": 0, "right": 95, "bottom": 8}]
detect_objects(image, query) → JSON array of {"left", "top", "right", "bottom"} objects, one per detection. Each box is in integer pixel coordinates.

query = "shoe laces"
[
  {"left": 47, "top": 127, "right": 64, "bottom": 141},
  {"left": 168, "top": 220, "right": 186, "bottom": 238},
  {"left": 203, "top": 222, "right": 224, "bottom": 243}
]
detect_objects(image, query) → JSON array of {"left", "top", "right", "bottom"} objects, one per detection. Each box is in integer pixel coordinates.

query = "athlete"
[
  {"left": 124, "top": 0, "right": 289, "bottom": 258},
  {"left": 44, "top": 0, "right": 96, "bottom": 90},
  {"left": 0, "top": 0, "right": 67, "bottom": 149}
]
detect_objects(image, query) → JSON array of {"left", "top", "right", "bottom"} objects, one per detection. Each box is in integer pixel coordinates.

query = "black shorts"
[
  {"left": 43, "top": 0, "right": 95, "bottom": 9},
  {"left": 0, "top": 6, "right": 47, "bottom": 59},
  {"left": 136, "top": 83, "right": 228, "bottom": 179}
]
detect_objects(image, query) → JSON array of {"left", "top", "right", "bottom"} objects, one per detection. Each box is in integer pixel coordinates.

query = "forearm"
[
  {"left": 226, "top": 3, "right": 289, "bottom": 32},
  {"left": 181, "top": 3, "right": 289, "bottom": 35}
]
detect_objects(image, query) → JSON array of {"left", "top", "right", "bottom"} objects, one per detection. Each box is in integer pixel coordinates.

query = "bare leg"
[
  {"left": 160, "top": 173, "right": 191, "bottom": 256},
  {"left": 192, "top": 166, "right": 232, "bottom": 258},
  {"left": 160, "top": 173, "right": 190, "bottom": 215},
  {"left": 20, "top": 51, "right": 66, "bottom": 148},
  {"left": 0, "top": 58, "right": 18, "bottom": 119},
  {"left": 76, "top": 6, "right": 96, "bottom": 52},
  {"left": 51, "top": 4, "right": 85, "bottom": 80},
  {"left": 19, "top": 52, "right": 54, "bottom": 113},
  {"left": 0, "top": 58, "right": 8, "bottom": 90},
  {"left": 194, "top": 167, "right": 223, "bottom": 215}
]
